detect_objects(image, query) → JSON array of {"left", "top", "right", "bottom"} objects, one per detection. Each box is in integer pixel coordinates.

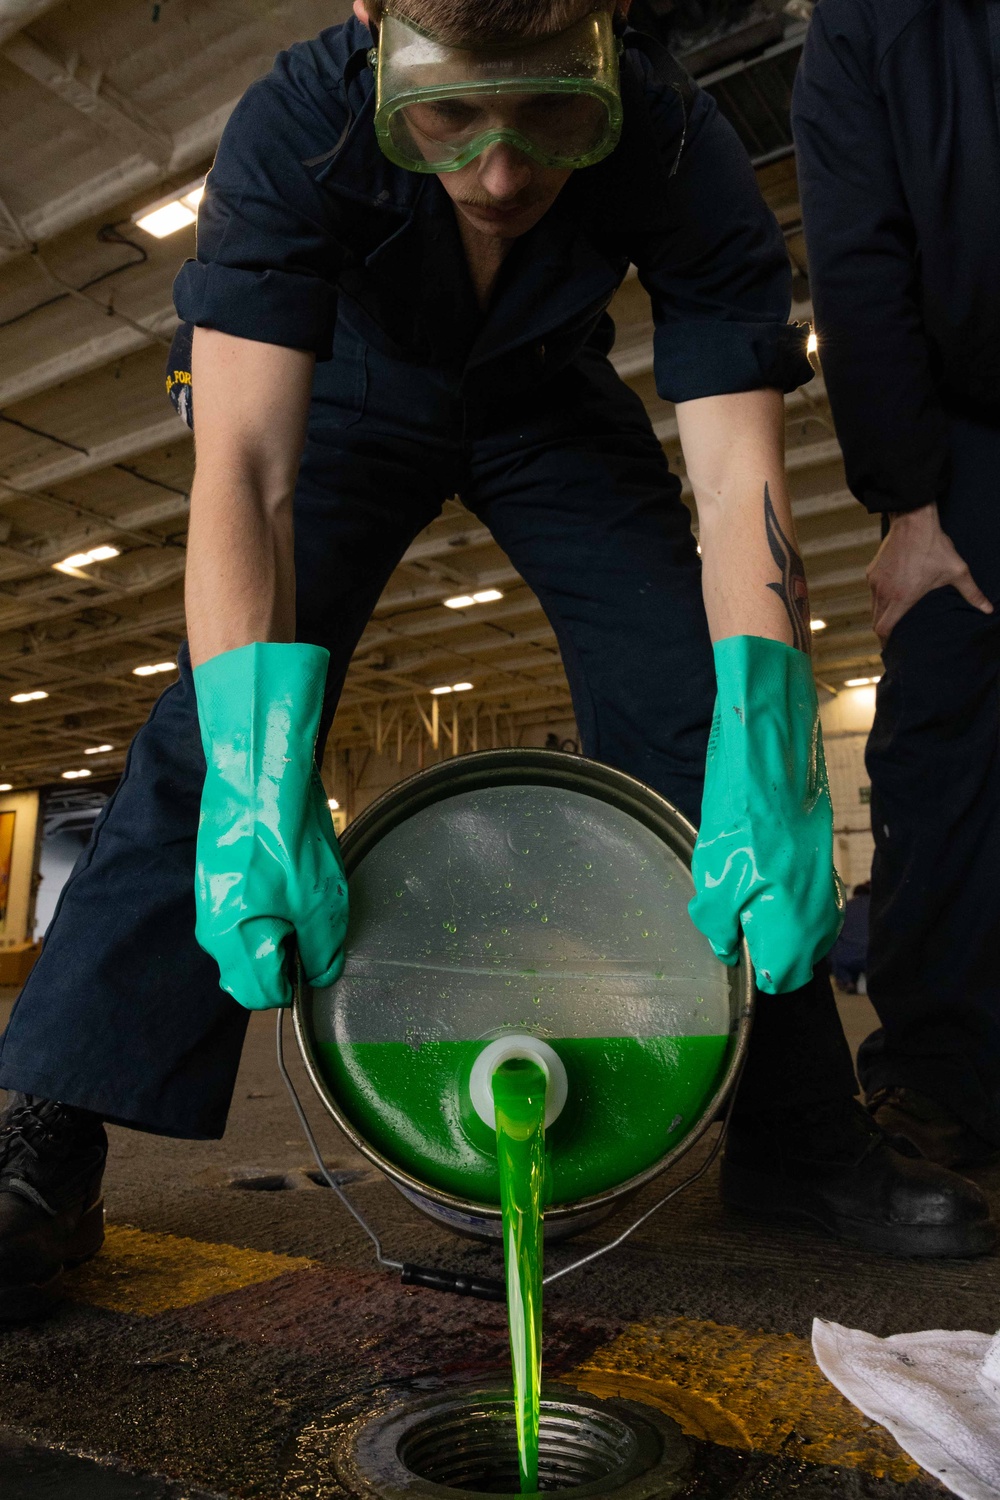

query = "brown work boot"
[
  {"left": 0, "top": 1093, "right": 107, "bottom": 1324},
  {"left": 868, "top": 1087, "right": 1000, "bottom": 1170}
]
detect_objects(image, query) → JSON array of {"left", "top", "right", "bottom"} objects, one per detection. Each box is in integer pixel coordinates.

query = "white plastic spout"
[{"left": 469, "top": 1034, "right": 569, "bottom": 1131}]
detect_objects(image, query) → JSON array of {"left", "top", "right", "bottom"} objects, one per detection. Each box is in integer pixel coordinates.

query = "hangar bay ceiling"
[{"left": 0, "top": 0, "right": 881, "bottom": 791}]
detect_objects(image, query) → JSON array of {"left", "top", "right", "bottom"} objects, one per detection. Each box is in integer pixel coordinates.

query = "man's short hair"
[{"left": 368, "top": 0, "right": 628, "bottom": 45}]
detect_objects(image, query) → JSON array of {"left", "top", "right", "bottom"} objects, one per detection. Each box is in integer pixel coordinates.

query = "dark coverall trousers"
[
  {"left": 859, "top": 417, "right": 1000, "bottom": 1146},
  {"left": 0, "top": 326, "right": 857, "bottom": 1138}
]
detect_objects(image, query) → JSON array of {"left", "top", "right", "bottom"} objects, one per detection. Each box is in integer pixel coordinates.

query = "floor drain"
[
  {"left": 336, "top": 1383, "right": 691, "bottom": 1497},
  {"left": 228, "top": 1166, "right": 368, "bottom": 1192}
]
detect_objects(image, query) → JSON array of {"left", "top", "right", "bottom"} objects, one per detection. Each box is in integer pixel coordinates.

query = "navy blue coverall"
[
  {"left": 794, "top": 0, "right": 1000, "bottom": 1147},
  {"left": 0, "top": 18, "right": 857, "bottom": 1138}
]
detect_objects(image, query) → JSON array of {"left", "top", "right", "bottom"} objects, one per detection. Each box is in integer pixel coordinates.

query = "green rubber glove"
[
  {"left": 193, "top": 642, "right": 348, "bottom": 1010},
  {"left": 688, "top": 635, "right": 844, "bottom": 994}
]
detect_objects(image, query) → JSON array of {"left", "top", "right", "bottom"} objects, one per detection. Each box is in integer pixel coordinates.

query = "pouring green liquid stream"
[{"left": 492, "top": 1058, "right": 548, "bottom": 1494}]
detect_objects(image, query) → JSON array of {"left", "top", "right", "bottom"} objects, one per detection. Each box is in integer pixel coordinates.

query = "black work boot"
[
  {"left": 868, "top": 1086, "right": 1000, "bottom": 1171},
  {"left": 0, "top": 1093, "right": 107, "bottom": 1323},
  {"left": 720, "top": 1099, "right": 996, "bottom": 1257}
]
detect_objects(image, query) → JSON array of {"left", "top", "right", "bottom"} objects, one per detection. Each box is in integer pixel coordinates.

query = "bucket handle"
[
  {"left": 277, "top": 1007, "right": 509, "bottom": 1301},
  {"left": 276, "top": 1005, "right": 403, "bottom": 1273}
]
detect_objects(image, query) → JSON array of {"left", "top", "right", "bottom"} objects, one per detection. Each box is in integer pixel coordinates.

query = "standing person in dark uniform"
[
  {"left": 794, "top": 0, "right": 1000, "bottom": 1170},
  {"left": 830, "top": 881, "right": 870, "bottom": 994},
  {"left": 0, "top": 0, "right": 992, "bottom": 1322}
]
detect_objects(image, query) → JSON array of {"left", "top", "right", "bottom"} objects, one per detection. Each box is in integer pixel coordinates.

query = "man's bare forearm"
[
  {"left": 676, "top": 388, "right": 811, "bottom": 652},
  {"left": 186, "top": 469, "right": 297, "bottom": 666},
  {"left": 185, "top": 328, "right": 314, "bottom": 669}
]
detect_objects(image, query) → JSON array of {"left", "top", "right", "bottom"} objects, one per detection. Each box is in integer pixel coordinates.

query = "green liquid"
[
  {"left": 492, "top": 1059, "right": 546, "bottom": 1495},
  {"left": 316, "top": 1033, "right": 730, "bottom": 1204}
]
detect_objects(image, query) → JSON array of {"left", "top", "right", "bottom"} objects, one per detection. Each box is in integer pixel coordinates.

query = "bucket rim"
[{"left": 293, "top": 747, "right": 753, "bottom": 1225}]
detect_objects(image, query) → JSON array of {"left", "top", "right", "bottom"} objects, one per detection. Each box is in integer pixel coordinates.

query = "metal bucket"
[{"left": 294, "top": 749, "right": 752, "bottom": 1242}]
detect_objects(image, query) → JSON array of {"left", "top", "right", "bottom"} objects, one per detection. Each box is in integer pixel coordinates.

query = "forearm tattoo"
[{"left": 764, "top": 483, "right": 811, "bottom": 653}]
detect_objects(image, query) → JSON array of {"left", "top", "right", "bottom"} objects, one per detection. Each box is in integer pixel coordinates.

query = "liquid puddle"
[{"left": 492, "top": 1058, "right": 547, "bottom": 1494}]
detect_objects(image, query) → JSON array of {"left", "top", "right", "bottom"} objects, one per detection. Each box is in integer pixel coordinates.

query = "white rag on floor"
[{"left": 812, "top": 1320, "right": 1000, "bottom": 1500}]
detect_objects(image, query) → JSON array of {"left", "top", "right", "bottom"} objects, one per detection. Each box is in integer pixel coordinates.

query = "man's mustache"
[{"left": 458, "top": 191, "right": 534, "bottom": 210}]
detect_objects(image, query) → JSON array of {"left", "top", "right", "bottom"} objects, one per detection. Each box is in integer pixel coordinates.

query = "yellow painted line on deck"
[
  {"left": 64, "top": 1227, "right": 916, "bottom": 1481},
  {"left": 566, "top": 1316, "right": 919, "bottom": 1483},
  {"left": 64, "top": 1223, "right": 313, "bottom": 1316}
]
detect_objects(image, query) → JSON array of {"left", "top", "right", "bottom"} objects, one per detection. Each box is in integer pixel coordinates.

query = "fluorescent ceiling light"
[
  {"left": 327, "top": 797, "right": 340, "bottom": 811},
  {"left": 137, "top": 200, "right": 196, "bottom": 238},
  {"left": 845, "top": 675, "right": 881, "bottom": 687},
  {"left": 133, "top": 661, "right": 177, "bottom": 677},
  {"left": 10, "top": 690, "right": 48, "bottom": 703},
  {"left": 84, "top": 744, "right": 114, "bottom": 755},
  {"left": 810, "top": 618, "right": 827, "bottom": 632},
  {"left": 0, "top": 784, "right": 11, "bottom": 792},
  {"left": 443, "top": 588, "right": 504, "bottom": 610},
  {"left": 431, "top": 684, "right": 453, "bottom": 695},
  {"left": 134, "top": 178, "right": 206, "bottom": 239},
  {"left": 452, "top": 682, "right": 473, "bottom": 691},
  {"left": 807, "top": 330, "right": 819, "bottom": 356},
  {"left": 54, "top": 544, "right": 120, "bottom": 575},
  {"left": 62, "top": 769, "right": 92, "bottom": 780}
]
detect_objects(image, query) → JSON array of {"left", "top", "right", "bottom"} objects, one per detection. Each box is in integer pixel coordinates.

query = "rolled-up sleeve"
[
  {"left": 634, "top": 86, "right": 812, "bottom": 403},
  {"left": 792, "top": 0, "right": 948, "bottom": 514},
  {"left": 173, "top": 63, "right": 345, "bottom": 358}
]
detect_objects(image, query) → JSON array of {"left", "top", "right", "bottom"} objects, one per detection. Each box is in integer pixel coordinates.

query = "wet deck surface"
[{"left": 0, "top": 987, "right": 997, "bottom": 1499}]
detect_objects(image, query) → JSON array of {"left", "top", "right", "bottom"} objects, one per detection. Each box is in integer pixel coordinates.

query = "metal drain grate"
[
  {"left": 400, "top": 1400, "right": 637, "bottom": 1490},
  {"left": 337, "top": 1383, "right": 691, "bottom": 1498}
]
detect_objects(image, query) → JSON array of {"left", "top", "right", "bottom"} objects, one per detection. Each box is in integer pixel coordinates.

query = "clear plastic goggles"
[{"left": 372, "top": 9, "right": 623, "bottom": 173}]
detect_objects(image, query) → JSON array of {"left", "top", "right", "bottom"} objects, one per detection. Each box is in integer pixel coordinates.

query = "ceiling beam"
[
  {"left": 0, "top": 595, "right": 184, "bottom": 668},
  {"left": 814, "top": 621, "right": 887, "bottom": 654},
  {"left": 0, "top": 491, "right": 188, "bottom": 584},
  {"left": 400, "top": 522, "right": 492, "bottom": 564},
  {"left": 807, "top": 589, "right": 872, "bottom": 621},
  {"left": 0, "top": 562, "right": 527, "bottom": 672},
  {"left": 815, "top": 651, "right": 884, "bottom": 676},
  {"left": 355, "top": 625, "right": 560, "bottom": 688},
  {"left": 0, "top": 301, "right": 177, "bottom": 409},
  {"left": 808, "top": 562, "right": 871, "bottom": 592},
  {"left": 357, "top": 591, "right": 543, "bottom": 654},
  {"left": 801, "top": 525, "right": 881, "bottom": 559},
  {"left": 373, "top": 563, "right": 521, "bottom": 616},
  {"left": 2, "top": 34, "right": 172, "bottom": 162},
  {"left": 0, "top": 0, "right": 62, "bottom": 47},
  {"left": 0, "top": 553, "right": 185, "bottom": 636},
  {"left": 0, "top": 97, "right": 232, "bottom": 267},
  {"left": 0, "top": 3, "right": 356, "bottom": 266},
  {"left": 0, "top": 413, "right": 189, "bottom": 496},
  {"left": 793, "top": 488, "right": 856, "bottom": 521},
  {"left": 785, "top": 436, "right": 845, "bottom": 474},
  {"left": 341, "top": 664, "right": 569, "bottom": 715}
]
